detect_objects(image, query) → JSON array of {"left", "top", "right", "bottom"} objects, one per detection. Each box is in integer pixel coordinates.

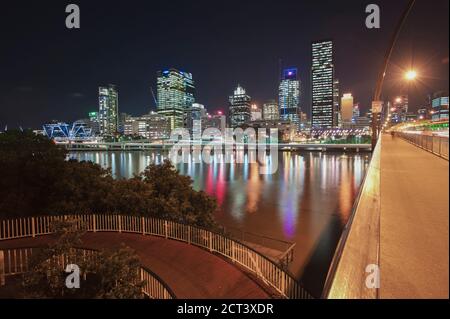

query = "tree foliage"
[
  {"left": 22, "top": 219, "right": 145, "bottom": 299},
  {"left": 0, "top": 130, "right": 217, "bottom": 228}
]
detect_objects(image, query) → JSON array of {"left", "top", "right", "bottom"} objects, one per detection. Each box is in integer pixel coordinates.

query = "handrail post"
[
  {"left": 142, "top": 217, "right": 145, "bottom": 235},
  {"left": 232, "top": 241, "right": 236, "bottom": 262},
  {"left": 118, "top": 215, "right": 122, "bottom": 233},
  {"left": 31, "top": 217, "right": 35, "bottom": 238},
  {"left": 187, "top": 226, "right": 191, "bottom": 245},
  {"left": 93, "top": 215, "right": 97, "bottom": 233},
  {"left": 0, "top": 250, "right": 4, "bottom": 286},
  {"left": 164, "top": 221, "right": 168, "bottom": 239},
  {"left": 209, "top": 232, "right": 213, "bottom": 252}
]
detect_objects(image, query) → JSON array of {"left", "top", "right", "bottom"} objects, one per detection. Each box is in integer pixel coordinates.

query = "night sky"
[{"left": 0, "top": 0, "right": 448, "bottom": 129}]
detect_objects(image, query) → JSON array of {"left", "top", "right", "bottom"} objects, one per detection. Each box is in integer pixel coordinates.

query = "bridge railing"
[
  {"left": 397, "top": 132, "right": 449, "bottom": 160},
  {"left": 0, "top": 214, "right": 313, "bottom": 299},
  {"left": 0, "top": 247, "right": 175, "bottom": 299}
]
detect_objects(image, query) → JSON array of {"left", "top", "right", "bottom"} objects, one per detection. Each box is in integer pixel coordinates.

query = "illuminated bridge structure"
[{"left": 43, "top": 121, "right": 93, "bottom": 141}]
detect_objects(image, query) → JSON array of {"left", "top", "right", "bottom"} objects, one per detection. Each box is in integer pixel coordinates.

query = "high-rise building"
[
  {"left": 391, "top": 95, "right": 409, "bottom": 123},
  {"left": 333, "top": 79, "right": 341, "bottom": 127},
  {"left": 263, "top": 100, "right": 279, "bottom": 120},
  {"left": 341, "top": 93, "right": 354, "bottom": 124},
  {"left": 229, "top": 84, "right": 251, "bottom": 128},
  {"left": 98, "top": 84, "right": 119, "bottom": 136},
  {"left": 157, "top": 68, "right": 195, "bottom": 131},
  {"left": 124, "top": 112, "right": 170, "bottom": 140},
  {"left": 203, "top": 111, "right": 227, "bottom": 133},
  {"left": 279, "top": 68, "right": 301, "bottom": 130},
  {"left": 250, "top": 104, "right": 262, "bottom": 121},
  {"left": 431, "top": 91, "right": 449, "bottom": 121},
  {"left": 118, "top": 112, "right": 130, "bottom": 134},
  {"left": 352, "top": 103, "right": 361, "bottom": 122},
  {"left": 185, "top": 103, "right": 207, "bottom": 138},
  {"left": 88, "top": 111, "right": 100, "bottom": 135},
  {"left": 311, "top": 40, "right": 334, "bottom": 129}
]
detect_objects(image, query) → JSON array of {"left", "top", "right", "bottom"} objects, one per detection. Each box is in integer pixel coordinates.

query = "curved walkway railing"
[
  {"left": 0, "top": 246, "right": 175, "bottom": 299},
  {"left": 0, "top": 214, "right": 313, "bottom": 299}
]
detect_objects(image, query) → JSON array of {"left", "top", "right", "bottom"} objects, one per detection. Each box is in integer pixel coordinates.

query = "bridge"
[
  {"left": 58, "top": 141, "right": 371, "bottom": 152},
  {"left": 324, "top": 132, "right": 449, "bottom": 299}
]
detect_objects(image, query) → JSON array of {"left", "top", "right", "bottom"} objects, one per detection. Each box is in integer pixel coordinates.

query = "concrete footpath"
[{"left": 380, "top": 134, "right": 449, "bottom": 299}]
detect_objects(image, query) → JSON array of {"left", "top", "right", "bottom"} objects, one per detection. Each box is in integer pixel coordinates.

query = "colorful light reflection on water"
[{"left": 69, "top": 150, "right": 370, "bottom": 296}]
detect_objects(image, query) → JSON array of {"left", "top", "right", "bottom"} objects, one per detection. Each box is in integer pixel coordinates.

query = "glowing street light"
[{"left": 405, "top": 70, "right": 417, "bottom": 81}]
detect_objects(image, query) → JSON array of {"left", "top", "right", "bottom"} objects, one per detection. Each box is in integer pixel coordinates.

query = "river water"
[{"left": 69, "top": 150, "right": 370, "bottom": 297}]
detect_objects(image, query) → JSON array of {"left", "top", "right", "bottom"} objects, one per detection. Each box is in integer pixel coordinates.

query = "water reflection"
[{"left": 69, "top": 150, "right": 369, "bottom": 296}]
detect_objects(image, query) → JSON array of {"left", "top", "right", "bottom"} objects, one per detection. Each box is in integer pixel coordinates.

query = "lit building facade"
[
  {"left": 251, "top": 104, "right": 262, "bottom": 121},
  {"left": 311, "top": 40, "right": 334, "bottom": 129},
  {"left": 431, "top": 92, "right": 449, "bottom": 121},
  {"left": 352, "top": 103, "right": 361, "bottom": 122},
  {"left": 341, "top": 93, "right": 354, "bottom": 124},
  {"left": 263, "top": 100, "right": 279, "bottom": 120},
  {"left": 229, "top": 85, "right": 251, "bottom": 128},
  {"left": 203, "top": 112, "right": 227, "bottom": 133},
  {"left": 99, "top": 84, "right": 119, "bottom": 136},
  {"left": 185, "top": 103, "right": 207, "bottom": 138},
  {"left": 157, "top": 68, "right": 195, "bottom": 131},
  {"left": 333, "top": 79, "right": 341, "bottom": 127},
  {"left": 279, "top": 68, "right": 301, "bottom": 130},
  {"left": 391, "top": 95, "right": 409, "bottom": 124},
  {"left": 124, "top": 112, "right": 170, "bottom": 140}
]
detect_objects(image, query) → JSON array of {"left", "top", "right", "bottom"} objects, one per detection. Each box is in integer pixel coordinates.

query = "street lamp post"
[{"left": 371, "top": 0, "right": 416, "bottom": 150}]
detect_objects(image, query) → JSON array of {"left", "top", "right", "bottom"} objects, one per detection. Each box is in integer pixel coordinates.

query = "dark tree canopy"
[
  {"left": 0, "top": 131, "right": 217, "bottom": 228},
  {"left": 21, "top": 219, "right": 145, "bottom": 299}
]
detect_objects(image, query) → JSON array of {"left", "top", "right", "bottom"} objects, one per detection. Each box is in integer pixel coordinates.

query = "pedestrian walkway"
[
  {"left": 0, "top": 232, "right": 271, "bottom": 299},
  {"left": 380, "top": 133, "right": 449, "bottom": 298}
]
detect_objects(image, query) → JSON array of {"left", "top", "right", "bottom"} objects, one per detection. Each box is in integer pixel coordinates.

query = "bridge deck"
[
  {"left": 380, "top": 134, "right": 449, "bottom": 298},
  {"left": 0, "top": 233, "right": 271, "bottom": 299}
]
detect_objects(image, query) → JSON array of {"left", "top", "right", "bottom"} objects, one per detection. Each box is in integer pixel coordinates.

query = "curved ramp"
[{"left": 0, "top": 232, "right": 270, "bottom": 299}]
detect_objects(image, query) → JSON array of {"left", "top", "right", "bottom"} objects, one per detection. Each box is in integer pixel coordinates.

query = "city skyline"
[{"left": 0, "top": 0, "right": 448, "bottom": 129}]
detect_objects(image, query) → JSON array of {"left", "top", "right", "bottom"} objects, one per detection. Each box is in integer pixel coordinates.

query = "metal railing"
[
  {"left": 397, "top": 132, "right": 449, "bottom": 160},
  {"left": 0, "top": 214, "right": 313, "bottom": 299},
  {"left": 224, "top": 227, "right": 296, "bottom": 268},
  {"left": 0, "top": 247, "right": 175, "bottom": 299}
]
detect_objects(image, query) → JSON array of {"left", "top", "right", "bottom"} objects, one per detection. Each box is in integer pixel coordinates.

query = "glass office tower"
[
  {"left": 279, "top": 68, "right": 301, "bottom": 130},
  {"left": 157, "top": 68, "right": 195, "bottom": 131},
  {"left": 98, "top": 84, "right": 119, "bottom": 136},
  {"left": 229, "top": 84, "right": 251, "bottom": 128},
  {"left": 311, "top": 40, "right": 334, "bottom": 129}
]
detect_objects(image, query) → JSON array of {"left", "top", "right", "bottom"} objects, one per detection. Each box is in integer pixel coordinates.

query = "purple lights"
[{"left": 283, "top": 68, "right": 298, "bottom": 80}]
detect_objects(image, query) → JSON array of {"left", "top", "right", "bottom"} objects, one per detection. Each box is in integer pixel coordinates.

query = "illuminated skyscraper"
[
  {"left": 391, "top": 95, "right": 409, "bottom": 123},
  {"left": 279, "top": 68, "right": 301, "bottom": 130},
  {"left": 263, "top": 100, "right": 279, "bottom": 120},
  {"left": 98, "top": 84, "right": 119, "bottom": 136},
  {"left": 333, "top": 79, "right": 341, "bottom": 127},
  {"left": 341, "top": 93, "right": 354, "bottom": 123},
  {"left": 311, "top": 40, "right": 334, "bottom": 129},
  {"left": 229, "top": 84, "right": 251, "bottom": 128},
  {"left": 157, "top": 68, "right": 195, "bottom": 130}
]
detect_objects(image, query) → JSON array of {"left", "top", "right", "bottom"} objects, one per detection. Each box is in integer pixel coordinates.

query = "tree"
[
  {"left": 22, "top": 219, "right": 145, "bottom": 299},
  {"left": 140, "top": 160, "right": 217, "bottom": 228},
  {"left": 0, "top": 131, "right": 217, "bottom": 228}
]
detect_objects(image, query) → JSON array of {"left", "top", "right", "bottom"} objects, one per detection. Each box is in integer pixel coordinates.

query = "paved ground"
[
  {"left": 380, "top": 134, "right": 449, "bottom": 299},
  {"left": 0, "top": 233, "right": 271, "bottom": 299}
]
